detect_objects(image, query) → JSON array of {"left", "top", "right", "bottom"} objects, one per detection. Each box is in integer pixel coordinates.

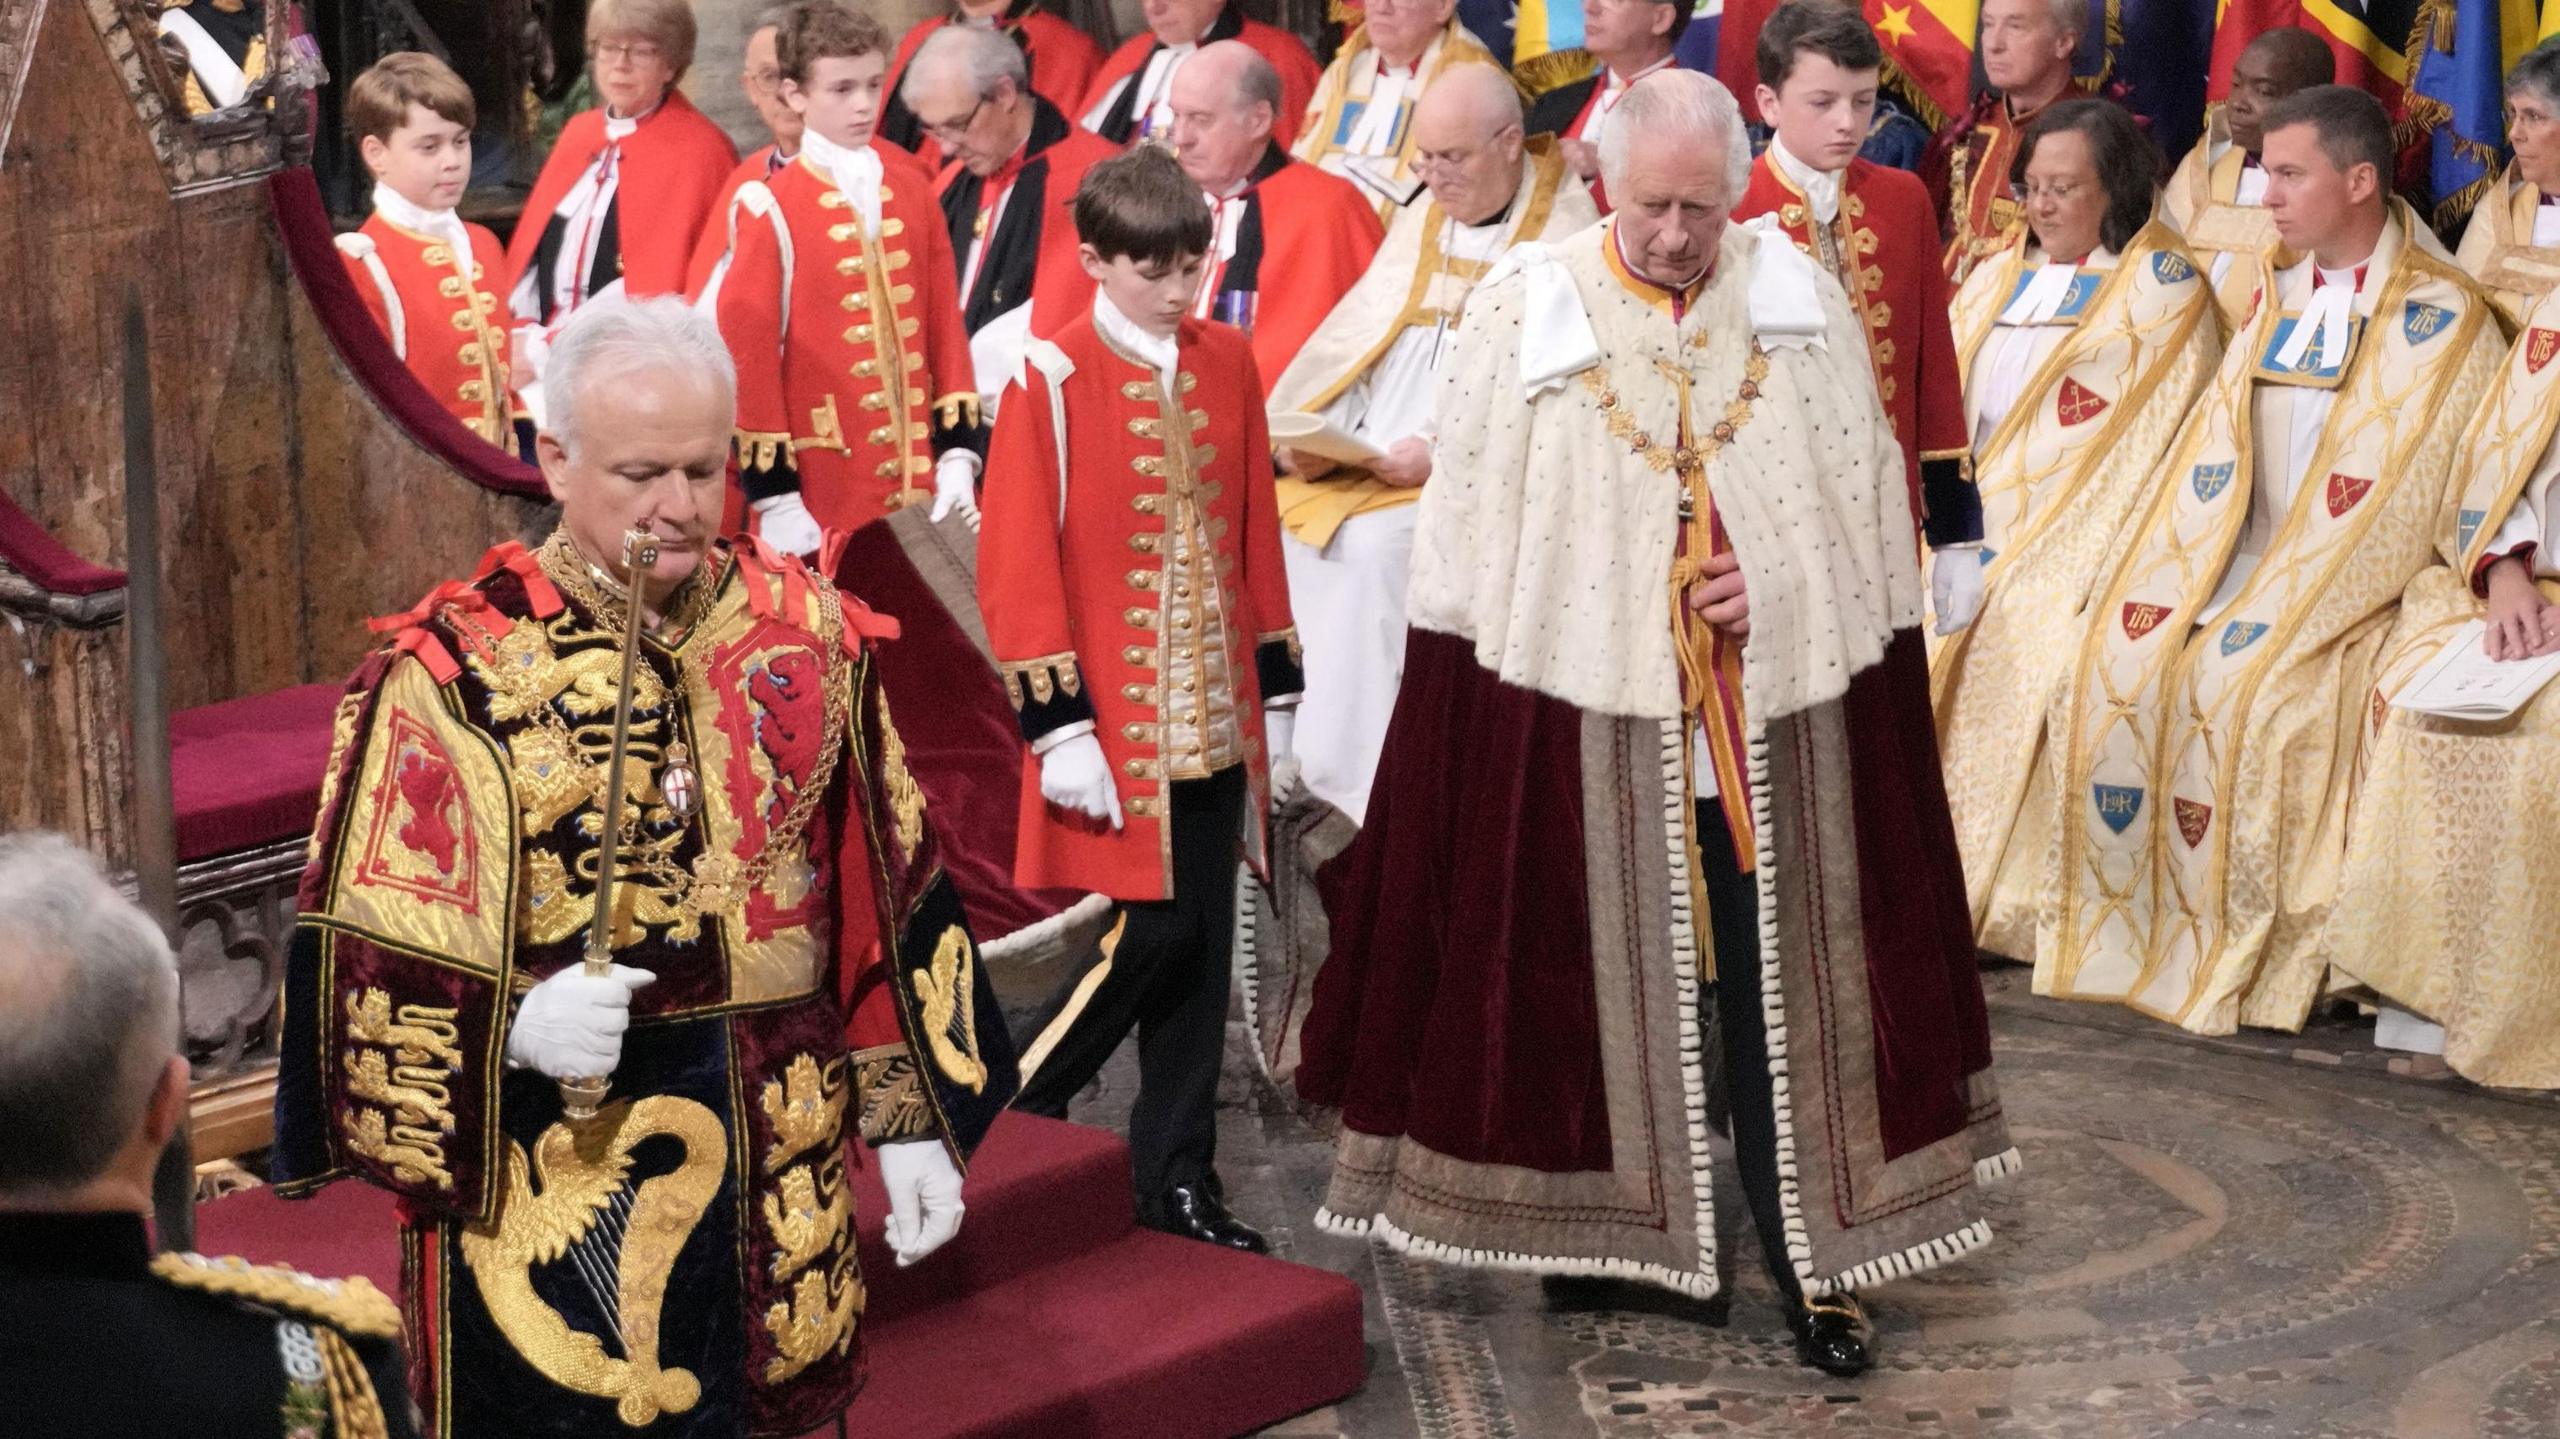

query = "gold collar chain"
[
  {"left": 1581, "top": 342, "right": 1772, "bottom": 477},
  {"left": 535, "top": 529, "right": 723, "bottom": 643}
]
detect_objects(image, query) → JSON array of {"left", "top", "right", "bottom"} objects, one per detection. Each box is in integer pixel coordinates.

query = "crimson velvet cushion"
[{"left": 171, "top": 683, "right": 343, "bottom": 862}]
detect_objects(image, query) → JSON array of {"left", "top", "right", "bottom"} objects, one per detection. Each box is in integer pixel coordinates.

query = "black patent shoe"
[
  {"left": 1786, "top": 1294, "right": 1873, "bottom": 1377},
  {"left": 1145, "top": 1182, "right": 1270, "bottom": 1254}
]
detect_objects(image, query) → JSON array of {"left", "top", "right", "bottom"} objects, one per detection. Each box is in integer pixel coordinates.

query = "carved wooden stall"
[{"left": 0, "top": 0, "right": 546, "bottom": 1161}]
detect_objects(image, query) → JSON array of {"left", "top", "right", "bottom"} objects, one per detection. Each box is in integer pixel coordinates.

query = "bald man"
[
  {"left": 1291, "top": 0, "right": 1509, "bottom": 215},
  {"left": 1264, "top": 64, "right": 1599, "bottom": 829},
  {"left": 1170, "top": 41, "right": 1385, "bottom": 388},
  {"left": 2161, "top": 27, "right": 2334, "bottom": 325}
]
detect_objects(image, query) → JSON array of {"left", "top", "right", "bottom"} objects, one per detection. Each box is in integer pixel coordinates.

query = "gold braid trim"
[
  {"left": 320, "top": 1328, "right": 393, "bottom": 1439},
  {"left": 734, "top": 428, "right": 793, "bottom": 471},
  {"left": 150, "top": 1253, "right": 404, "bottom": 1340},
  {"left": 852, "top": 1044, "right": 934, "bottom": 1144},
  {"left": 997, "top": 651, "right": 1081, "bottom": 708},
  {"left": 932, "top": 391, "right": 983, "bottom": 431}
]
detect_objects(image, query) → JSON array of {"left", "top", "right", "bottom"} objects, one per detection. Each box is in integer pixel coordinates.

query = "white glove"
[
  {"left": 1263, "top": 705, "right": 1295, "bottom": 761},
  {"left": 1038, "top": 731, "right": 1123, "bottom": 829},
  {"left": 752, "top": 493, "right": 824, "bottom": 559},
  {"left": 929, "top": 451, "right": 981, "bottom": 528},
  {"left": 1930, "top": 544, "right": 1988, "bottom": 636},
  {"left": 877, "top": 1140, "right": 965, "bottom": 1266},
  {"left": 504, "top": 964, "right": 655, "bottom": 1079}
]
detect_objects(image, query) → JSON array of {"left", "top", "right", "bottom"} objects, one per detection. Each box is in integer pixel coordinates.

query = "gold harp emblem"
[
  {"left": 916, "top": 925, "right": 988, "bottom": 1094},
  {"left": 459, "top": 1096, "right": 727, "bottom": 1427}
]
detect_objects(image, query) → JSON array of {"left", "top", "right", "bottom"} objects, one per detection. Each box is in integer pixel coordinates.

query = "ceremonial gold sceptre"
[{"left": 558, "top": 528, "right": 662, "bottom": 1122}]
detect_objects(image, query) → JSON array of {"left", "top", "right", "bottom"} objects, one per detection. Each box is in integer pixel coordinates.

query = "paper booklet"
[
  {"left": 1268, "top": 410, "right": 1387, "bottom": 467},
  {"left": 2390, "top": 619, "right": 2560, "bottom": 721}
]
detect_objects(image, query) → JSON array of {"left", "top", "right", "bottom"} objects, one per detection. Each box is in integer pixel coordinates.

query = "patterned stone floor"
[{"left": 1054, "top": 967, "right": 2560, "bottom": 1437}]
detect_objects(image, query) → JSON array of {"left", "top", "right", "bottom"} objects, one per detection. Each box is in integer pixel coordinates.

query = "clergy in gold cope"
[
  {"left": 270, "top": 298, "right": 1018, "bottom": 1439},
  {"left": 2157, "top": 28, "right": 2333, "bottom": 328},
  {"left": 1931, "top": 98, "right": 2220, "bottom": 962},
  {"left": 2040, "top": 87, "right": 2502, "bottom": 1039}
]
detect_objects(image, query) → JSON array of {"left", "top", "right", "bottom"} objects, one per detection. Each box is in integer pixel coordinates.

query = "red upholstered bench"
[{"left": 170, "top": 683, "right": 344, "bottom": 863}]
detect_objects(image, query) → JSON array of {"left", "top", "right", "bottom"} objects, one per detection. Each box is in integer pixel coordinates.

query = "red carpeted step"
[{"left": 809, "top": 1231, "right": 1366, "bottom": 1439}]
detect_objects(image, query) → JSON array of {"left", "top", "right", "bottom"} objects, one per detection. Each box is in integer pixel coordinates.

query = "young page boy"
[
  {"left": 337, "top": 52, "right": 525, "bottom": 453},
  {"left": 976, "top": 145, "right": 1302, "bottom": 1251},
  {"left": 714, "top": 0, "right": 982, "bottom": 555}
]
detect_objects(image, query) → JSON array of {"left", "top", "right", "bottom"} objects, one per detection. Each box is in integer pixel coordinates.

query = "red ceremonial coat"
[
  {"left": 1079, "top": 8, "right": 1320, "bottom": 147},
  {"left": 885, "top": 0, "right": 1104, "bottom": 169},
  {"left": 977, "top": 314, "right": 1303, "bottom": 900},
  {"left": 1203, "top": 146, "right": 1386, "bottom": 394},
  {"left": 505, "top": 91, "right": 738, "bottom": 304},
  {"left": 716, "top": 146, "right": 980, "bottom": 535},
  {"left": 1733, "top": 152, "right": 1972, "bottom": 542},
  {"left": 935, "top": 103, "right": 1115, "bottom": 340},
  {"left": 687, "top": 142, "right": 786, "bottom": 297},
  {"left": 337, "top": 214, "right": 519, "bottom": 446}
]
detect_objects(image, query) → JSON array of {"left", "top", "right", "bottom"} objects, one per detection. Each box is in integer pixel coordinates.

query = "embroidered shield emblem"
[
  {"left": 2174, "top": 797, "right": 2212, "bottom": 848},
  {"left": 2326, "top": 472, "right": 2374, "bottom": 518},
  {"left": 2458, "top": 508, "right": 2489, "bottom": 553},
  {"left": 2151, "top": 251, "right": 2195, "bottom": 285},
  {"left": 2220, "top": 621, "right": 2270, "bottom": 655},
  {"left": 2402, "top": 301, "right": 2451, "bottom": 345},
  {"left": 2093, "top": 783, "right": 2144, "bottom": 834},
  {"left": 355, "top": 711, "right": 480, "bottom": 911},
  {"left": 2056, "top": 376, "right": 2110, "bottom": 426},
  {"left": 2530, "top": 328, "right": 2560, "bottom": 375},
  {"left": 2121, "top": 601, "right": 2173, "bottom": 640},
  {"left": 2192, "top": 462, "right": 2235, "bottom": 502}
]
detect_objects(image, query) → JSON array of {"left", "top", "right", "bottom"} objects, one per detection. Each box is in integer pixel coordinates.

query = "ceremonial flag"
[
  {"left": 1717, "top": 0, "right": 1781, "bottom": 99},
  {"left": 2410, "top": 0, "right": 2538, "bottom": 222},
  {"left": 2206, "top": 0, "right": 2425, "bottom": 109},
  {"left": 1868, "top": 0, "right": 1979, "bottom": 126},
  {"left": 1514, "top": 0, "right": 1584, "bottom": 60}
]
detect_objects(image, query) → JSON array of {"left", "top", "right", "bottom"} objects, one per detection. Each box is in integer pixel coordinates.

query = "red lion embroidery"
[{"left": 394, "top": 749, "right": 463, "bottom": 874}]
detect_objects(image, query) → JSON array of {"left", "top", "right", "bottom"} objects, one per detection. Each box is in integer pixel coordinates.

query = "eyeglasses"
[
  {"left": 2021, "top": 178, "right": 2087, "bottom": 203},
  {"left": 921, "top": 97, "right": 988, "bottom": 142},
  {"left": 743, "top": 66, "right": 782, "bottom": 95},
  {"left": 594, "top": 40, "right": 665, "bottom": 64}
]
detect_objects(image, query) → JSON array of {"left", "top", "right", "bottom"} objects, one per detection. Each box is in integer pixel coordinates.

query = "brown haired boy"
[
  {"left": 977, "top": 145, "right": 1301, "bottom": 1250},
  {"left": 711, "top": 0, "right": 981, "bottom": 552},
  {"left": 338, "top": 52, "right": 525, "bottom": 451}
]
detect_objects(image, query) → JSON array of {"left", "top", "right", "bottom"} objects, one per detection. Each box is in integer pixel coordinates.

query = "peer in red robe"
[
  {"left": 934, "top": 95, "right": 1117, "bottom": 403},
  {"left": 1190, "top": 138, "right": 1386, "bottom": 395},
  {"left": 1078, "top": 0, "right": 1321, "bottom": 147},
  {"left": 505, "top": 90, "right": 737, "bottom": 323},
  {"left": 881, "top": 0, "right": 1104, "bottom": 168}
]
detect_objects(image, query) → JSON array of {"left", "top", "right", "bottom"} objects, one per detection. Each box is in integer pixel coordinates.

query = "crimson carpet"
[{"left": 199, "top": 1112, "right": 1365, "bottom": 1437}]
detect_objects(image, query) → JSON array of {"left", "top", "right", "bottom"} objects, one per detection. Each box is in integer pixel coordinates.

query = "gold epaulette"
[
  {"left": 149, "top": 1252, "right": 404, "bottom": 1340},
  {"left": 1513, "top": 46, "right": 1599, "bottom": 100}
]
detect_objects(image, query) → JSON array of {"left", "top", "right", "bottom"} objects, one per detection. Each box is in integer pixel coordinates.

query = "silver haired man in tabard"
[
  {"left": 1289, "top": 71, "right": 2014, "bottom": 1377},
  {"left": 0, "top": 834, "right": 419, "bottom": 1436}
]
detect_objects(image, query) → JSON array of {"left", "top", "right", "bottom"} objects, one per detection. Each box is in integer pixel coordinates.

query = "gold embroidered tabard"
[
  {"left": 2161, "top": 113, "right": 2281, "bottom": 328},
  {"left": 338, "top": 988, "right": 464, "bottom": 1191},
  {"left": 2042, "top": 206, "right": 2501, "bottom": 1035},
  {"left": 1931, "top": 224, "right": 2218, "bottom": 958},
  {"left": 755, "top": 1052, "right": 860, "bottom": 1385}
]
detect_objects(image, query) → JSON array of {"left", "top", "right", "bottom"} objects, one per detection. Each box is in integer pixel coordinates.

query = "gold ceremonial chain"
[
  {"left": 537, "top": 529, "right": 720, "bottom": 643},
  {"left": 1582, "top": 343, "right": 1772, "bottom": 478}
]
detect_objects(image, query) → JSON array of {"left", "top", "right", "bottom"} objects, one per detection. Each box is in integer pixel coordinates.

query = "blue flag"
[
  {"left": 2412, "top": 0, "right": 2539, "bottom": 224},
  {"left": 2109, "top": 0, "right": 2219, "bottom": 170}
]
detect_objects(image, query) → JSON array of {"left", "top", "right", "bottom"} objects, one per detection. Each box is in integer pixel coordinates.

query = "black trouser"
[
  {"left": 1697, "top": 798, "right": 1805, "bottom": 1304},
  {"left": 1014, "top": 766, "right": 1246, "bottom": 1209}
]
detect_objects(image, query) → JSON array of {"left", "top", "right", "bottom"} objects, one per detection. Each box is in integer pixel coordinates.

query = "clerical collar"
[
  {"left": 371, "top": 181, "right": 471, "bottom": 268},
  {"left": 602, "top": 97, "right": 662, "bottom": 141},
  {"left": 1094, "top": 292, "right": 1180, "bottom": 373},
  {"left": 1768, "top": 136, "right": 1842, "bottom": 225},
  {"left": 801, "top": 128, "right": 885, "bottom": 232}
]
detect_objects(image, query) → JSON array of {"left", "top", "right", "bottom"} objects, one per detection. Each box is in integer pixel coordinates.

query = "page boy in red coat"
[
  {"left": 714, "top": 0, "right": 984, "bottom": 553},
  {"left": 977, "top": 145, "right": 1302, "bottom": 1251},
  {"left": 337, "top": 52, "right": 524, "bottom": 453}
]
